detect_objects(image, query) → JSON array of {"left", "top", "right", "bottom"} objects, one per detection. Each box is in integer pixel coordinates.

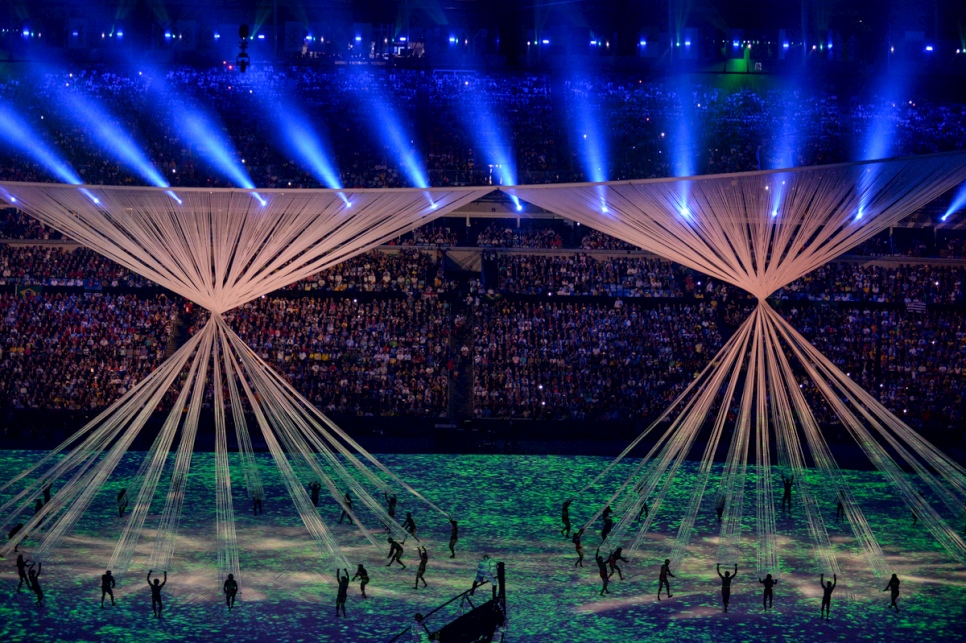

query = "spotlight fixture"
[{"left": 236, "top": 24, "right": 251, "bottom": 73}]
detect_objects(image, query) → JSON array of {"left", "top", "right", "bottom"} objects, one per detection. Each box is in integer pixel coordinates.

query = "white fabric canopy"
[{"left": 508, "top": 153, "right": 966, "bottom": 576}]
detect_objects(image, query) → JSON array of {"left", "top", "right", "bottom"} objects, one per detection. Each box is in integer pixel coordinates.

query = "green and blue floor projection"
[{"left": 1, "top": 452, "right": 964, "bottom": 642}]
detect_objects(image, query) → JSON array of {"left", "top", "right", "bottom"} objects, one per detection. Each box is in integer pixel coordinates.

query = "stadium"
[{"left": 1, "top": 1, "right": 965, "bottom": 641}]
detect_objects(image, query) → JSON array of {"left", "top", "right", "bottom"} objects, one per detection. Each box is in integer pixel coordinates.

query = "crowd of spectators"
[
  {"left": 475, "top": 223, "right": 563, "bottom": 249},
  {"left": 0, "top": 291, "right": 174, "bottom": 410},
  {"left": 1, "top": 66, "right": 965, "bottom": 191},
  {"left": 0, "top": 210, "right": 66, "bottom": 241},
  {"left": 473, "top": 300, "right": 723, "bottom": 421},
  {"left": 285, "top": 249, "right": 452, "bottom": 295},
  {"left": 495, "top": 253, "right": 688, "bottom": 298},
  {"left": 782, "top": 305, "right": 966, "bottom": 432},
  {"left": 773, "top": 262, "right": 966, "bottom": 305},
  {"left": 0, "top": 244, "right": 148, "bottom": 288},
  {"left": 226, "top": 296, "right": 452, "bottom": 417}
]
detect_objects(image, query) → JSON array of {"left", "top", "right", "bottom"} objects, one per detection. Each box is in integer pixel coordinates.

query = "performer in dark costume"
[
  {"left": 717, "top": 563, "right": 738, "bottom": 612},
  {"left": 385, "top": 492, "right": 397, "bottom": 520},
  {"left": 28, "top": 562, "right": 43, "bottom": 606},
  {"left": 560, "top": 499, "right": 573, "bottom": 536},
  {"left": 636, "top": 500, "right": 649, "bottom": 522},
  {"left": 601, "top": 512, "right": 614, "bottom": 542},
  {"left": 573, "top": 528, "right": 585, "bottom": 567},
  {"left": 759, "top": 573, "right": 778, "bottom": 609},
  {"left": 252, "top": 491, "right": 263, "bottom": 516},
  {"left": 820, "top": 573, "right": 837, "bottom": 620},
  {"left": 101, "top": 570, "right": 116, "bottom": 607},
  {"left": 780, "top": 474, "right": 794, "bottom": 513},
  {"left": 308, "top": 481, "right": 321, "bottom": 507},
  {"left": 386, "top": 537, "right": 406, "bottom": 569},
  {"left": 716, "top": 494, "right": 726, "bottom": 522},
  {"left": 657, "top": 559, "right": 674, "bottom": 600},
  {"left": 448, "top": 519, "right": 459, "bottom": 558},
  {"left": 339, "top": 492, "right": 352, "bottom": 524},
  {"left": 607, "top": 547, "right": 628, "bottom": 580},
  {"left": 414, "top": 546, "right": 429, "bottom": 589},
  {"left": 352, "top": 564, "right": 369, "bottom": 598},
  {"left": 595, "top": 549, "right": 610, "bottom": 596},
  {"left": 883, "top": 573, "right": 900, "bottom": 613},
  {"left": 223, "top": 573, "right": 238, "bottom": 610},
  {"left": 335, "top": 568, "right": 349, "bottom": 617},
  {"left": 16, "top": 554, "right": 31, "bottom": 592},
  {"left": 402, "top": 512, "right": 417, "bottom": 539},
  {"left": 147, "top": 570, "right": 167, "bottom": 619}
]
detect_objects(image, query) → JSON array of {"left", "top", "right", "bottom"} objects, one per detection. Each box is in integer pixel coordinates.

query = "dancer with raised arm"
[
  {"left": 595, "top": 549, "right": 610, "bottom": 596},
  {"left": 820, "top": 574, "right": 837, "bottom": 620},
  {"left": 147, "top": 570, "right": 166, "bottom": 619},
  {"left": 560, "top": 499, "right": 573, "bottom": 536},
  {"left": 780, "top": 474, "right": 794, "bottom": 513},
  {"left": 717, "top": 563, "right": 737, "bottom": 612},
  {"left": 607, "top": 547, "right": 628, "bottom": 580},
  {"left": 414, "top": 546, "right": 429, "bottom": 589},
  {"left": 573, "top": 528, "right": 585, "bottom": 567},
  {"left": 335, "top": 568, "right": 349, "bottom": 617},
  {"left": 28, "top": 562, "right": 43, "bottom": 606}
]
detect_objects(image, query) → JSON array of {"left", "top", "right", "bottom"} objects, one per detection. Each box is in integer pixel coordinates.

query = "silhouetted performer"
[
  {"left": 601, "top": 513, "right": 614, "bottom": 542},
  {"left": 101, "top": 570, "right": 116, "bottom": 607},
  {"left": 308, "top": 482, "right": 321, "bottom": 507},
  {"left": 335, "top": 568, "right": 349, "bottom": 617},
  {"left": 716, "top": 494, "right": 726, "bottom": 522},
  {"left": 883, "top": 573, "right": 900, "bottom": 613},
  {"left": 820, "top": 573, "right": 836, "bottom": 620},
  {"left": 385, "top": 492, "right": 397, "bottom": 521},
  {"left": 28, "top": 562, "right": 43, "bottom": 606},
  {"left": 414, "top": 546, "right": 428, "bottom": 589},
  {"left": 759, "top": 573, "right": 778, "bottom": 609},
  {"left": 16, "top": 554, "right": 31, "bottom": 591},
  {"left": 117, "top": 489, "right": 128, "bottom": 518},
  {"left": 602, "top": 505, "right": 614, "bottom": 521},
  {"left": 657, "top": 559, "right": 674, "bottom": 600},
  {"left": 561, "top": 499, "right": 573, "bottom": 536},
  {"left": 252, "top": 491, "right": 263, "bottom": 516},
  {"left": 717, "top": 563, "right": 737, "bottom": 612},
  {"left": 224, "top": 573, "right": 238, "bottom": 610},
  {"left": 636, "top": 500, "right": 649, "bottom": 522},
  {"left": 595, "top": 549, "right": 610, "bottom": 596},
  {"left": 352, "top": 564, "right": 369, "bottom": 598},
  {"left": 402, "top": 512, "right": 417, "bottom": 539},
  {"left": 8, "top": 522, "right": 24, "bottom": 552},
  {"left": 836, "top": 494, "right": 845, "bottom": 523},
  {"left": 448, "top": 519, "right": 459, "bottom": 558},
  {"left": 339, "top": 492, "right": 353, "bottom": 524},
  {"left": 470, "top": 554, "right": 496, "bottom": 596},
  {"left": 386, "top": 537, "right": 406, "bottom": 569},
  {"left": 147, "top": 570, "right": 166, "bottom": 619},
  {"left": 42, "top": 481, "right": 52, "bottom": 504},
  {"left": 607, "top": 547, "right": 628, "bottom": 580},
  {"left": 573, "top": 528, "right": 585, "bottom": 567},
  {"left": 781, "top": 474, "right": 794, "bottom": 513}
]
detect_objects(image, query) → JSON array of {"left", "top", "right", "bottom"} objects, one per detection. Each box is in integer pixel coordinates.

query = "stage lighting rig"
[{"left": 236, "top": 24, "right": 251, "bottom": 73}]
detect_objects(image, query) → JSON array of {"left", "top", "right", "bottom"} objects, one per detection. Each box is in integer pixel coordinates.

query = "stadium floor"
[{"left": 1, "top": 451, "right": 964, "bottom": 642}]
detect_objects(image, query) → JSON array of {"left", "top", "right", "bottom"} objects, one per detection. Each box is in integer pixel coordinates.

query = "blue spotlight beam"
[
  {"left": 264, "top": 96, "right": 342, "bottom": 189},
  {"left": 942, "top": 183, "right": 966, "bottom": 221},
  {"left": 457, "top": 84, "right": 517, "bottom": 188},
  {"left": 359, "top": 84, "right": 428, "bottom": 189},
  {"left": 0, "top": 104, "right": 83, "bottom": 185},
  {"left": 58, "top": 91, "right": 169, "bottom": 188}
]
